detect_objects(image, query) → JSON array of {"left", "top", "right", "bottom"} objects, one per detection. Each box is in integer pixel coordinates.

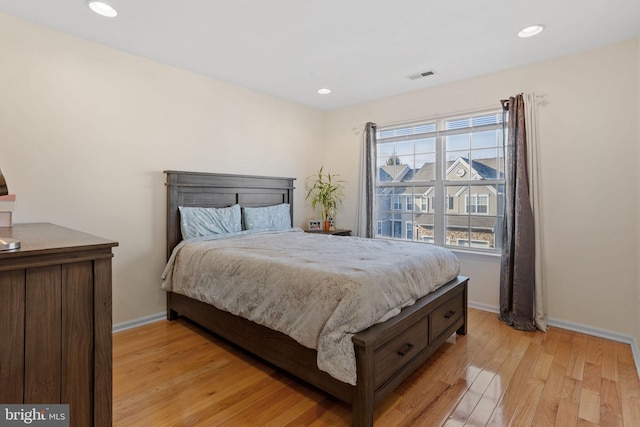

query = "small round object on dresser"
[{"left": 0, "top": 237, "right": 20, "bottom": 251}]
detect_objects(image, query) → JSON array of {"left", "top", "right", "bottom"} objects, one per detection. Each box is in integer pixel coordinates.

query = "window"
[
  {"left": 419, "top": 196, "right": 428, "bottom": 212},
  {"left": 375, "top": 110, "right": 504, "bottom": 251},
  {"left": 465, "top": 194, "right": 489, "bottom": 214},
  {"left": 406, "top": 197, "right": 413, "bottom": 212},
  {"left": 393, "top": 195, "right": 402, "bottom": 210},
  {"left": 392, "top": 220, "right": 402, "bottom": 238},
  {"left": 456, "top": 238, "right": 491, "bottom": 248},
  {"left": 406, "top": 221, "right": 414, "bottom": 240},
  {"left": 431, "top": 193, "right": 455, "bottom": 211}
]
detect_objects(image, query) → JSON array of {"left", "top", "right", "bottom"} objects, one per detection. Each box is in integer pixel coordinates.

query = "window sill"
[
  {"left": 448, "top": 247, "right": 501, "bottom": 260},
  {"left": 373, "top": 236, "right": 502, "bottom": 259}
]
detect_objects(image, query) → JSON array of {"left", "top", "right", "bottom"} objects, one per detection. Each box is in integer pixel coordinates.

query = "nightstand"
[{"left": 306, "top": 229, "right": 352, "bottom": 236}]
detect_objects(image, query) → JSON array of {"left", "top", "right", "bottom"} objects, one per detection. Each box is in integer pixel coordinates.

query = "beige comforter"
[{"left": 161, "top": 228, "right": 460, "bottom": 385}]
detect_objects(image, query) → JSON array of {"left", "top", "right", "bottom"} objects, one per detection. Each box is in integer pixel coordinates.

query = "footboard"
[{"left": 352, "top": 276, "right": 468, "bottom": 426}]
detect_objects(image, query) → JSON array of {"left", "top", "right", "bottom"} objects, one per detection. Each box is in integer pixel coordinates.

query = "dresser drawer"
[
  {"left": 373, "top": 315, "right": 429, "bottom": 389},
  {"left": 430, "top": 292, "right": 464, "bottom": 343}
]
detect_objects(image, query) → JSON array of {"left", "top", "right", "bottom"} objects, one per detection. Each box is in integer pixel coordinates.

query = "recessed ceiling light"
[
  {"left": 518, "top": 25, "right": 545, "bottom": 38},
  {"left": 87, "top": 1, "right": 118, "bottom": 18},
  {"left": 317, "top": 88, "right": 331, "bottom": 95}
]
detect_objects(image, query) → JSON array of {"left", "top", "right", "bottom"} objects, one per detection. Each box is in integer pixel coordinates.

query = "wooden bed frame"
[{"left": 164, "top": 170, "right": 468, "bottom": 426}]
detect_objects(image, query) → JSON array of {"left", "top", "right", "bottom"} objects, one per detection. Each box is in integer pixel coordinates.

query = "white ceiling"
[{"left": 0, "top": 0, "right": 639, "bottom": 111}]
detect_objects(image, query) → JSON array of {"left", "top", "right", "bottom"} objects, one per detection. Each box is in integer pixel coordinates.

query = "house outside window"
[{"left": 375, "top": 110, "right": 504, "bottom": 251}]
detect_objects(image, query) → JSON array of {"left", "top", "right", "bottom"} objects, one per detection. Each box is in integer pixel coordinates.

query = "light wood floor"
[{"left": 113, "top": 309, "right": 640, "bottom": 426}]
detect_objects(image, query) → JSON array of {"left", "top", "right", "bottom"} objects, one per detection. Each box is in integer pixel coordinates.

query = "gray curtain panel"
[
  {"left": 355, "top": 122, "right": 377, "bottom": 238},
  {"left": 499, "top": 95, "right": 536, "bottom": 331},
  {"left": 0, "top": 167, "right": 8, "bottom": 196}
]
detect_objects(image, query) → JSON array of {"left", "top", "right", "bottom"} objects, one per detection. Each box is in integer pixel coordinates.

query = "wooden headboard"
[{"left": 165, "top": 170, "right": 296, "bottom": 259}]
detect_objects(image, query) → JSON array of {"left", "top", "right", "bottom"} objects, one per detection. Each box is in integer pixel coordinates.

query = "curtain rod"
[
  {"left": 357, "top": 93, "right": 548, "bottom": 134},
  {"left": 500, "top": 93, "right": 524, "bottom": 111},
  {"left": 377, "top": 103, "right": 501, "bottom": 128},
  {"left": 502, "top": 92, "right": 549, "bottom": 111}
]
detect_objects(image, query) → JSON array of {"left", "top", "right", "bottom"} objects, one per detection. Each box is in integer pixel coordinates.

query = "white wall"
[
  {"left": 2, "top": 11, "right": 639, "bottom": 337},
  {"left": 636, "top": 39, "right": 640, "bottom": 347},
  {"left": 325, "top": 39, "right": 640, "bottom": 335},
  {"left": 0, "top": 13, "right": 325, "bottom": 324}
]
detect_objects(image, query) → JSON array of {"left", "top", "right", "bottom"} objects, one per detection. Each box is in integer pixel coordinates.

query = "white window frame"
[
  {"left": 375, "top": 109, "right": 504, "bottom": 252},
  {"left": 406, "top": 221, "right": 414, "bottom": 240},
  {"left": 465, "top": 194, "right": 489, "bottom": 214},
  {"left": 457, "top": 238, "right": 491, "bottom": 248},
  {"left": 420, "top": 196, "right": 428, "bottom": 212},
  {"left": 393, "top": 195, "right": 402, "bottom": 210}
]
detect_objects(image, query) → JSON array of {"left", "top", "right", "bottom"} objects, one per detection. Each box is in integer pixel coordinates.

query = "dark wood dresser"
[{"left": 0, "top": 223, "right": 117, "bottom": 427}]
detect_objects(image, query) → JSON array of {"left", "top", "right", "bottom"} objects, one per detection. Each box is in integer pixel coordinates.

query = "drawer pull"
[
  {"left": 397, "top": 343, "right": 414, "bottom": 357},
  {"left": 444, "top": 310, "right": 456, "bottom": 319}
]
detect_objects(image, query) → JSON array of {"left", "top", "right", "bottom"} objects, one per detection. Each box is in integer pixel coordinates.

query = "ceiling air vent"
[{"left": 408, "top": 70, "right": 436, "bottom": 80}]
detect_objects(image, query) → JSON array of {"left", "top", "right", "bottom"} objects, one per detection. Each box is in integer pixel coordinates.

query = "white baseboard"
[
  {"left": 547, "top": 316, "right": 640, "bottom": 377},
  {"left": 112, "top": 312, "right": 166, "bottom": 333},
  {"left": 469, "top": 301, "right": 640, "bottom": 379},
  {"left": 632, "top": 337, "right": 640, "bottom": 378},
  {"left": 546, "top": 316, "right": 634, "bottom": 345},
  {"left": 468, "top": 301, "right": 499, "bottom": 314}
]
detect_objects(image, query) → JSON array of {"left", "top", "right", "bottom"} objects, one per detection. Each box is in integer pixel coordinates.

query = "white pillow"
[{"left": 179, "top": 204, "right": 242, "bottom": 239}]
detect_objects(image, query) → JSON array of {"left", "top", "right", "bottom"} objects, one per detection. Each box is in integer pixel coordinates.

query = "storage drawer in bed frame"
[
  {"left": 430, "top": 291, "right": 466, "bottom": 344},
  {"left": 356, "top": 278, "right": 467, "bottom": 400},
  {"left": 373, "top": 315, "right": 430, "bottom": 389}
]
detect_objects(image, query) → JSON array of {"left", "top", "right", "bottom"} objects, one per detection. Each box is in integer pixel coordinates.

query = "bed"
[{"left": 163, "top": 170, "right": 469, "bottom": 426}]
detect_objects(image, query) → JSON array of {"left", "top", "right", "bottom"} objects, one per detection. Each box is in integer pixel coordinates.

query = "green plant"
[{"left": 305, "top": 166, "right": 345, "bottom": 220}]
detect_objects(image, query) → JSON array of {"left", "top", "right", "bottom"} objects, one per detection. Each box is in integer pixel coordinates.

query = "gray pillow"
[
  {"left": 242, "top": 204, "right": 291, "bottom": 231},
  {"left": 179, "top": 204, "right": 242, "bottom": 239}
]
